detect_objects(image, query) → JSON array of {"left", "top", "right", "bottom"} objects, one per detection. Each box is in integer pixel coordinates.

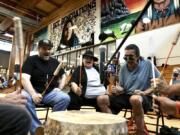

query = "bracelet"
[{"left": 176, "top": 101, "right": 180, "bottom": 115}]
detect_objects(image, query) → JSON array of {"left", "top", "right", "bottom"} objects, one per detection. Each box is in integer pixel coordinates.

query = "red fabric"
[
  {"left": 127, "top": 118, "right": 149, "bottom": 135},
  {"left": 176, "top": 101, "right": 180, "bottom": 115},
  {"left": 127, "top": 118, "right": 136, "bottom": 134}
]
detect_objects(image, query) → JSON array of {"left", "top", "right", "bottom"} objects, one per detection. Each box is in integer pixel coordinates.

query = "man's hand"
[
  {"left": 4, "top": 89, "right": 27, "bottom": 106},
  {"left": 32, "top": 93, "right": 42, "bottom": 104},
  {"left": 153, "top": 95, "right": 177, "bottom": 116},
  {"left": 75, "top": 86, "right": 82, "bottom": 96},
  {"left": 111, "top": 85, "right": 124, "bottom": 95},
  {"left": 151, "top": 78, "right": 169, "bottom": 95},
  {"left": 133, "top": 90, "right": 145, "bottom": 96}
]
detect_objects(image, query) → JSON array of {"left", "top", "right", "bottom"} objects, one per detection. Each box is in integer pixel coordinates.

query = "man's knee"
[
  {"left": 129, "top": 95, "right": 142, "bottom": 107},
  {"left": 55, "top": 93, "right": 70, "bottom": 105},
  {"left": 62, "top": 94, "right": 70, "bottom": 103},
  {"left": 97, "top": 95, "right": 109, "bottom": 106}
]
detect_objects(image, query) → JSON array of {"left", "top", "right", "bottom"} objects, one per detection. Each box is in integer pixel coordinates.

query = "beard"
[{"left": 40, "top": 55, "right": 50, "bottom": 61}]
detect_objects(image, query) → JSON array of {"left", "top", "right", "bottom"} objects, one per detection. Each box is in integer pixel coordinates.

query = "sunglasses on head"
[{"left": 123, "top": 55, "right": 136, "bottom": 61}]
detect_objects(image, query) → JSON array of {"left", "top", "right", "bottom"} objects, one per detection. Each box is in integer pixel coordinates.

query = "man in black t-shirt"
[{"left": 22, "top": 39, "right": 70, "bottom": 135}]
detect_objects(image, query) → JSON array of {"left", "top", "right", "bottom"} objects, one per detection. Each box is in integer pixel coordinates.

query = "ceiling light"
[{"left": 4, "top": 33, "right": 13, "bottom": 38}]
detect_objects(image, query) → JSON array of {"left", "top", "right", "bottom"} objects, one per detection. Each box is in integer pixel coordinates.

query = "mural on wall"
[
  {"left": 101, "top": 0, "right": 146, "bottom": 40},
  {"left": 135, "top": 0, "right": 180, "bottom": 33},
  {"left": 49, "top": 0, "right": 97, "bottom": 53},
  {"left": 101, "top": 0, "right": 180, "bottom": 40}
]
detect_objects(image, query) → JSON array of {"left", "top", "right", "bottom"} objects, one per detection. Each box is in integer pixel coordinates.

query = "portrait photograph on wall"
[
  {"left": 101, "top": 0, "right": 180, "bottom": 40},
  {"left": 49, "top": 0, "right": 98, "bottom": 53}
]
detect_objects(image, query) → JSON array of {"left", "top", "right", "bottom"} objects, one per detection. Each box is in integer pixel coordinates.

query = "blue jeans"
[{"left": 22, "top": 89, "right": 70, "bottom": 135}]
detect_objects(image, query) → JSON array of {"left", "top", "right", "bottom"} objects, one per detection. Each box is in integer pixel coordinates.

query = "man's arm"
[
  {"left": 59, "top": 74, "right": 66, "bottom": 90},
  {"left": 71, "top": 82, "right": 82, "bottom": 96},
  {"left": 69, "top": 66, "right": 82, "bottom": 96},
  {"left": 22, "top": 73, "right": 42, "bottom": 104},
  {"left": 22, "top": 73, "right": 36, "bottom": 96},
  {"left": 166, "top": 83, "right": 180, "bottom": 96},
  {"left": 152, "top": 78, "right": 180, "bottom": 96}
]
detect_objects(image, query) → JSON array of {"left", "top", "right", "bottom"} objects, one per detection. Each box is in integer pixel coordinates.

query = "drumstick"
[
  {"left": 13, "top": 17, "right": 24, "bottom": 92},
  {"left": 79, "top": 55, "right": 82, "bottom": 87},
  {"left": 151, "top": 56, "right": 156, "bottom": 88},
  {"left": 161, "top": 31, "right": 180, "bottom": 75},
  {"left": 151, "top": 31, "right": 180, "bottom": 94},
  {"left": 41, "top": 62, "right": 63, "bottom": 96}
]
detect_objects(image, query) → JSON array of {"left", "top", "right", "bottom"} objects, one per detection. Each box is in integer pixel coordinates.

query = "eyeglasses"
[{"left": 123, "top": 55, "right": 136, "bottom": 61}]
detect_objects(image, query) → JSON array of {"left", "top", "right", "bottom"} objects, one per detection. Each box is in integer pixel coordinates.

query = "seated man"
[
  {"left": 22, "top": 39, "right": 70, "bottom": 135},
  {"left": 97, "top": 44, "right": 160, "bottom": 135},
  {"left": 67, "top": 50, "right": 106, "bottom": 111},
  {"left": 0, "top": 89, "right": 31, "bottom": 135}
]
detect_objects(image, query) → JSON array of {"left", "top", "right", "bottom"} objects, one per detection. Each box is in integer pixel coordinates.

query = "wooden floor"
[
  {"left": 118, "top": 110, "right": 180, "bottom": 134},
  {"left": 36, "top": 108, "right": 180, "bottom": 135}
]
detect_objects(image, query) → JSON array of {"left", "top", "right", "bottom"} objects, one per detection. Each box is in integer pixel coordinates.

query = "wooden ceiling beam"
[
  {"left": 31, "top": 7, "right": 49, "bottom": 17},
  {"left": 30, "top": 0, "right": 90, "bottom": 33},
  {"left": 18, "top": 0, "right": 41, "bottom": 9},
  {"left": 0, "top": 6, "right": 38, "bottom": 27},
  {"left": 46, "top": 0, "right": 59, "bottom": 8},
  {"left": 0, "top": 1, "right": 40, "bottom": 20},
  {"left": 0, "top": 17, "right": 13, "bottom": 32}
]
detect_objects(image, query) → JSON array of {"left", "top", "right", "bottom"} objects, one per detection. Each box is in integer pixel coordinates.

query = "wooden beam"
[
  {"left": 30, "top": 0, "right": 90, "bottom": 33},
  {"left": 0, "top": 17, "right": 13, "bottom": 32},
  {"left": 46, "top": 0, "right": 59, "bottom": 7},
  {"left": 0, "top": 6, "right": 38, "bottom": 27},
  {"left": 18, "top": 0, "right": 40, "bottom": 9},
  {"left": 31, "top": 7, "right": 49, "bottom": 17},
  {"left": 0, "top": 1, "right": 39, "bottom": 20}
]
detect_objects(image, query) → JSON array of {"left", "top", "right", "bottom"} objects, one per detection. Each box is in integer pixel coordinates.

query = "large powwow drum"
[{"left": 45, "top": 111, "right": 127, "bottom": 135}]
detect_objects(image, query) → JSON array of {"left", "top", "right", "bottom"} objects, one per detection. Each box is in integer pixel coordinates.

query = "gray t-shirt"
[{"left": 119, "top": 58, "right": 160, "bottom": 94}]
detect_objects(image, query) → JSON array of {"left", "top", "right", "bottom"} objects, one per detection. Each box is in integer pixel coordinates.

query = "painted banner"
[
  {"left": 49, "top": 0, "right": 97, "bottom": 53},
  {"left": 135, "top": 0, "right": 180, "bottom": 33},
  {"left": 101, "top": 0, "right": 180, "bottom": 40}
]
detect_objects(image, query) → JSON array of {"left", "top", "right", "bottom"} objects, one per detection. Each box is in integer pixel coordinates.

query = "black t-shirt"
[{"left": 22, "top": 55, "right": 65, "bottom": 94}]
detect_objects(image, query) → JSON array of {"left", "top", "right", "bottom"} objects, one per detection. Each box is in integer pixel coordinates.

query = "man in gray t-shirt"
[{"left": 97, "top": 44, "right": 160, "bottom": 135}]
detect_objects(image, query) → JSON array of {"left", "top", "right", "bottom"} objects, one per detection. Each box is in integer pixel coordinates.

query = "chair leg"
[
  {"left": 124, "top": 109, "right": 127, "bottom": 117},
  {"left": 156, "top": 111, "right": 165, "bottom": 135},
  {"left": 45, "top": 107, "right": 49, "bottom": 123}
]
